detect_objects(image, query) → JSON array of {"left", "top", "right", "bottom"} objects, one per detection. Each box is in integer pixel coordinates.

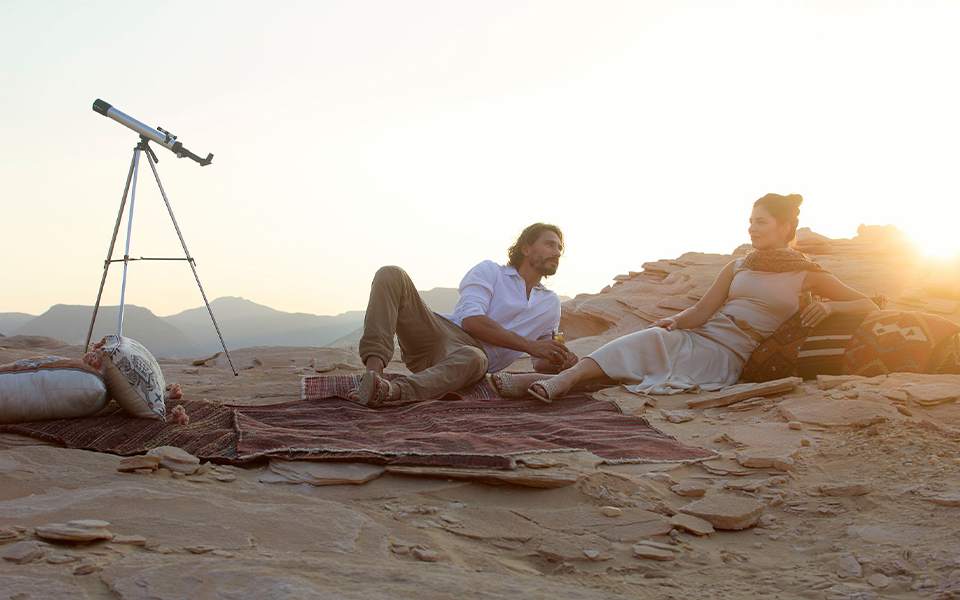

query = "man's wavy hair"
[{"left": 507, "top": 223, "right": 564, "bottom": 269}]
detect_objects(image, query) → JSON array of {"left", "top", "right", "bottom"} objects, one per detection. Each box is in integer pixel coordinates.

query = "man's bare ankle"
[{"left": 364, "top": 357, "right": 386, "bottom": 374}]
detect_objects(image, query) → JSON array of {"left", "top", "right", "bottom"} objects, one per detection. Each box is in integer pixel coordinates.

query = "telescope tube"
[{"left": 92, "top": 99, "right": 213, "bottom": 166}]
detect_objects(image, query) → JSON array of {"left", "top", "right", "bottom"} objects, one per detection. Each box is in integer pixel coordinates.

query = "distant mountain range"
[{"left": 2, "top": 289, "right": 461, "bottom": 359}]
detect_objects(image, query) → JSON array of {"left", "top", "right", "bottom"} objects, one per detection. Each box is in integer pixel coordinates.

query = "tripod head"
[{"left": 93, "top": 99, "right": 213, "bottom": 166}]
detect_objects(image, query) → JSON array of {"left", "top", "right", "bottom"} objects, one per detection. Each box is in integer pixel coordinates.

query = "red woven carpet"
[{"left": 0, "top": 377, "right": 716, "bottom": 468}]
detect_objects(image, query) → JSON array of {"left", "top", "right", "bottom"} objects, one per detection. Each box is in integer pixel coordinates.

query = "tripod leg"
[
  {"left": 117, "top": 150, "right": 142, "bottom": 336},
  {"left": 85, "top": 150, "right": 138, "bottom": 352},
  {"left": 145, "top": 153, "right": 239, "bottom": 376}
]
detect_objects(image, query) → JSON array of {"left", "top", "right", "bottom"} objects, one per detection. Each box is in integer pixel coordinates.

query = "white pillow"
[
  {"left": 0, "top": 357, "right": 109, "bottom": 424},
  {"left": 98, "top": 335, "right": 166, "bottom": 421}
]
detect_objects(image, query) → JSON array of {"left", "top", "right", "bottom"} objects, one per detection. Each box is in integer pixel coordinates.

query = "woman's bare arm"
[
  {"left": 651, "top": 260, "right": 737, "bottom": 331},
  {"left": 800, "top": 271, "right": 878, "bottom": 328}
]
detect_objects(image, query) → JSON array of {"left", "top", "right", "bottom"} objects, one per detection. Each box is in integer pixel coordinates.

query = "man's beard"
[{"left": 531, "top": 257, "right": 559, "bottom": 277}]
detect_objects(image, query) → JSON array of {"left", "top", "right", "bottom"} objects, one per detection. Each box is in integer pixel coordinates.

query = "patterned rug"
[
  {"left": 0, "top": 390, "right": 716, "bottom": 468},
  {"left": 301, "top": 373, "right": 501, "bottom": 401}
]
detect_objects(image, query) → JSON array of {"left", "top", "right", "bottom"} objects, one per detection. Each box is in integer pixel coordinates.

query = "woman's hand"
[
  {"left": 650, "top": 318, "right": 678, "bottom": 331},
  {"left": 800, "top": 301, "right": 834, "bottom": 328}
]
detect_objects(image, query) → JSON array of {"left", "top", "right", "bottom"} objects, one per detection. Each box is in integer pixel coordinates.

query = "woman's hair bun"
[{"left": 784, "top": 194, "right": 803, "bottom": 210}]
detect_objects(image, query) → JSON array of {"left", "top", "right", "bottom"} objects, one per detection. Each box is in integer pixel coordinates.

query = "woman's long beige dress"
[{"left": 588, "top": 260, "right": 806, "bottom": 395}]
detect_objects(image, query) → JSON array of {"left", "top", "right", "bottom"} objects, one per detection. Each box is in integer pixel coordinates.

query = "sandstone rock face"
[{"left": 679, "top": 495, "right": 765, "bottom": 531}]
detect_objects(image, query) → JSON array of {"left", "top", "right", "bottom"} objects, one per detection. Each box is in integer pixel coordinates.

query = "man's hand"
[
  {"left": 527, "top": 338, "right": 572, "bottom": 365},
  {"left": 533, "top": 351, "right": 579, "bottom": 374}
]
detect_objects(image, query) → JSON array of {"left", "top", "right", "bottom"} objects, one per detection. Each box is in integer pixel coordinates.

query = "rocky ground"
[{"left": 1, "top": 226, "right": 959, "bottom": 600}]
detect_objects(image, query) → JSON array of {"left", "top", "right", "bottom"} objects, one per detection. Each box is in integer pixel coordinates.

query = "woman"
[{"left": 493, "top": 193, "right": 878, "bottom": 401}]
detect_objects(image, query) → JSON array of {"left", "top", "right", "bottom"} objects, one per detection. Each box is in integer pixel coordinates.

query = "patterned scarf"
[{"left": 742, "top": 248, "right": 829, "bottom": 273}]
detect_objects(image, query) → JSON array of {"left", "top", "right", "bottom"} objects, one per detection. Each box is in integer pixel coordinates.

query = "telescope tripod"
[{"left": 85, "top": 137, "right": 238, "bottom": 376}]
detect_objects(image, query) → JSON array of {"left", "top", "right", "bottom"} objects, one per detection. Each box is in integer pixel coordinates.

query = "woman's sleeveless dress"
[{"left": 587, "top": 260, "right": 806, "bottom": 395}]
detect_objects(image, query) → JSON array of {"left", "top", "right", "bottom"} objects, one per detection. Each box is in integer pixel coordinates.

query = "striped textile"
[
  {"left": 301, "top": 373, "right": 501, "bottom": 402},
  {"left": 795, "top": 313, "right": 868, "bottom": 378},
  {"left": 0, "top": 390, "right": 717, "bottom": 468}
]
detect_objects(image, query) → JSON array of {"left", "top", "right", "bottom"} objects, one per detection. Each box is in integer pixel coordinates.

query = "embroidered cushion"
[
  {"left": 0, "top": 357, "right": 109, "bottom": 424},
  {"left": 99, "top": 335, "right": 166, "bottom": 421},
  {"left": 841, "top": 310, "right": 960, "bottom": 377},
  {"left": 739, "top": 312, "right": 814, "bottom": 383},
  {"left": 741, "top": 310, "right": 960, "bottom": 382}
]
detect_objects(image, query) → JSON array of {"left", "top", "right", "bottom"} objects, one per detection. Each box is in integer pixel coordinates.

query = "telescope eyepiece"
[{"left": 93, "top": 99, "right": 113, "bottom": 117}]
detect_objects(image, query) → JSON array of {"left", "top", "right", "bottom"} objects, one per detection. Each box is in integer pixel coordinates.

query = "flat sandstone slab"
[
  {"left": 679, "top": 494, "right": 765, "bottom": 530},
  {"left": 686, "top": 378, "right": 801, "bottom": 410},
  {"left": 780, "top": 397, "right": 904, "bottom": 427}
]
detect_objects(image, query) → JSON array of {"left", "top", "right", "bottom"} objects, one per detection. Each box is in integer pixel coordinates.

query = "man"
[{"left": 351, "top": 223, "right": 578, "bottom": 405}]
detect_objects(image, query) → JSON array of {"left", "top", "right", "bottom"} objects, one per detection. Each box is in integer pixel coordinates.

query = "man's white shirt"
[{"left": 442, "top": 260, "right": 561, "bottom": 372}]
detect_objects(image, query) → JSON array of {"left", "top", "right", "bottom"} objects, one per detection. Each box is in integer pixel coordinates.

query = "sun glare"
[{"left": 904, "top": 227, "right": 960, "bottom": 260}]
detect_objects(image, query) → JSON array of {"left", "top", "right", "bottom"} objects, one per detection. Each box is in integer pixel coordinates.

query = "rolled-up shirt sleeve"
[{"left": 453, "top": 261, "right": 498, "bottom": 321}]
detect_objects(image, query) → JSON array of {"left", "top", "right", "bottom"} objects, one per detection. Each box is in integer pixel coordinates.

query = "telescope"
[
  {"left": 85, "top": 99, "right": 237, "bottom": 375},
  {"left": 92, "top": 99, "right": 213, "bottom": 166}
]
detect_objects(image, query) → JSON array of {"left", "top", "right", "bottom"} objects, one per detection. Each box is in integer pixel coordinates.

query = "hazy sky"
[{"left": 2, "top": 0, "right": 957, "bottom": 321}]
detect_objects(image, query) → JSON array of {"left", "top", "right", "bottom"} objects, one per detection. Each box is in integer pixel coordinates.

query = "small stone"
[
  {"left": 146, "top": 446, "right": 201, "bottom": 474},
  {"left": 600, "top": 506, "right": 622, "bottom": 517},
  {"left": 112, "top": 535, "right": 148, "bottom": 546},
  {"left": 679, "top": 494, "right": 765, "bottom": 530},
  {"left": 904, "top": 383, "right": 960, "bottom": 406},
  {"left": 0, "top": 526, "right": 22, "bottom": 541},
  {"left": 867, "top": 573, "right": 892, "bottom": 588},
  {"left": 787, "top": 421, "right": 802, "bottom": 430},
  {"left": 46, "top": 555, "right": 77, "bottom": 564},
  {"left": 413, "top": 548, "right": 439, "bottom": 562},
  {"left": 924, "top": 492, "right": 960, "bottom": 507},
  {"left": 800, "top": 438, "right": 811, "bottom": 447},
  {"left": 185, "top": 545, "right": 217, "bottom": 554},
  {"left": 171, "top": 472, "right": 186, "bottom": 480},
  {"left": 67, "top": 520, "right": 111, "bottom": 529},
  {"left": 773, "top": 457, "right": 794, "bottom": 471},
  {"left": 3, "top": 541, "right": 44, "bottom": 563},
  {"left": 820, "top": 482, "right": 872, "bottom": 497},
  {"left": 439, "top": 514, "right": 461, "bottom": 525},
  {"left": 195, "top": 462, "right": 213, "bottom": 476},
  {"left": 637, "top": 540, "right": 676, "bottom": 551},
  {"left": 632, "top": 545, "right": 675, "bottom": 561},
  {"left": 391, "top": 544, "right": 411, "bottom": 555},
  {"left": 73, "top": 563, "right": 102, "bottom": 575},
  {"left": 211, "top": 550, "right": 236, "bottom": 558},
  {"left": 836, "top": 553, "right": 863, "bottom": 578},
  {"left": 117, "top": 455, "right": 161, "bottom": 472},
  {"left": 36, "top": 522, "right": 113, "bottom": 543},
  {"left": 661, "top": 409, "right": 695, "bottom": 423},
  {"left": 670, "top": 482, "right": 708, "bottom": 498},
  {"left": 865, "top": 424, "right": 880, "bottom": 436},
  {"left": 669, "top": 513, "right": 715, "bottom": 536},
  {"left": 215, "top": 474, "right": 236, "bottom": 482},
  {"left": 583, "top": 550, "right": 600, "bottom": 560}
]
